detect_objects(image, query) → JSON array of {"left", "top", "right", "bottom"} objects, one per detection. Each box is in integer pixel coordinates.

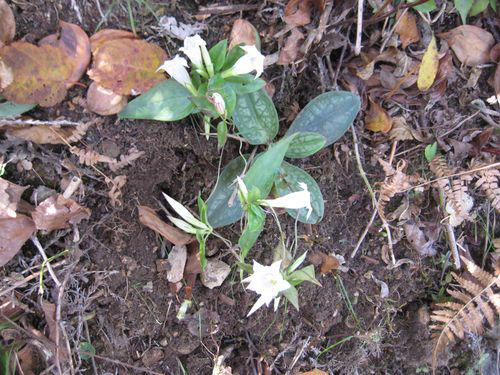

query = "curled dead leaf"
[
  {"left": 167, "top": 245, "right": 187, "bottom": 283},
  {"left": 0, "top": 177, "right": 28, "bottom": 219},
  {"left": 90, "top": 28, "right": 137, "bottom": 53},
  {"left": 365, "top": 97, "right": 392, "bottom": 133},
  {"left": 229, "top": 19, "right": 258, "bottom": 49},
  {"left": 86, "top": 81, "right": 127, "bottom": 115},
  {"left": 138, "top": 205, "right": 193, "bottom": 246},
  {"left": 283, "top": 0, "right": 325, "bottom": 26},
  {"left": 403, "top": 221, "right": 438, "bottom": 257},
  {"left": 438, "top": 26, "right": 495, "bottom": 66},
  {"left": 0, "top": 42, "right": 73, "bottom": 106},
  {"left": 394, "top": 10, "right": 420, "bottom": 49},
  {"left": 0, "top": 0, "right": 15, "bottom": 46},
  {"left": 278, "top": 28, "right": 304, "bottom": 65},
  {"left": 39, "top": 21, "right": 91, "bottom": 88},
  {"left": 0, "top": 214, "right": 36, "bottom": 266},
  {"left": 41, "top": 302, "right": 70, "bottom": 361},
  {"left": 31, "top": 194, "right": 90, "bottom": 231},
  {"left": 88, "top": 38, "right": 167, "bottom": 95},
  {"left": 320, "top": 254, "right": 340, "bottom": 274}
]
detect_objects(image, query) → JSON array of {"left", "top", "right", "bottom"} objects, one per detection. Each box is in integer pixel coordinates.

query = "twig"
[
  {"left": 439, "top": 111, "right": 480, "bottom": 138},
  {"left": 379, "top": 8, "right": 407, "bottom": 53},
  {"left": 84, "top": 321, "right": 98, "bottom": 375},
  {"left": 354, "top": 0, "right": 364, "bottom": 55},
  {"left": 202, "top": 132, "right": 248, "bottom": 143},
  {"left": 301, "top": 0, "right": 334, "bottom": 54},
  {"left": 351, "top": 210, "right": 377, "bottom": 258},
  {"left": 444, "top": 221, "right": 460, "bottom": 269},
  {"left": 0, "top": 118, "right": 86, "bottom": 127},
  {"left": 197, "top": 4, "right": 260, "bottom": 16},
  {"left": 31, "top": 237, "right": 61, "bottom": 289},
  {"left": 63, "top": 176, "right": 82, "bottom": 199},
  {"left": 81, "top": 352, "right": 164, "bottom": 375}
]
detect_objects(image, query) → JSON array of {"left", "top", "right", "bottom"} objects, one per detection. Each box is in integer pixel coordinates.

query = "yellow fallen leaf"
[
  {"left": 295, "top": 370, "right": 328, "bottom": 375},
  {"left": 417, "top": 35, "right": 438, "bottom": 91}
]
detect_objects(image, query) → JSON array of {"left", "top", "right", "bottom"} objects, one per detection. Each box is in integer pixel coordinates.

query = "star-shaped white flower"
[
  {"left": 224, "top": 45, "right": 265, "bottom": 79},
  {"left": 259, "top": 182, "right": 312, "bottom": 219},
  {"left": 243, "top": 260, "right": 291, "bottom": 316}
]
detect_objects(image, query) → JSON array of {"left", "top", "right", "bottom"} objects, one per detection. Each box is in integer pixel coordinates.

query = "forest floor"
[{"left": 0, "top": 0, "right": 499, "bottom": 374}]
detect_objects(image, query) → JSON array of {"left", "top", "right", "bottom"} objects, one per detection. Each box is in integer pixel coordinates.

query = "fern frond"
[
  {"left": 431, "top": 256, "right": 500, "bottom": 373},
  {"left": 475, "top": 166, "right": 500, "bottom": 212}
]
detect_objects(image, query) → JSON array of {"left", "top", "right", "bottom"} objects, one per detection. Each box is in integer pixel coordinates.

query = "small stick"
[
  {"left": 31, "top": 237, "right": 61, "bottom": 289},
  {"left": 202, "top": 132, "right": 248, "bottom": 143},
  {"left": 445, "top": 221, "right": 460, "bottom": 269},
  {"left": 197, "top": 4, "right": 260, "bottom": 16},
  {"left": 355, "top": 0, "right": 364, "bottom": 55},
  {"left": 0, "top": 118, "right": 85, "bottom": 127},
  {"left": 63, "top": 176, "right": 82, "bottom": 199}
]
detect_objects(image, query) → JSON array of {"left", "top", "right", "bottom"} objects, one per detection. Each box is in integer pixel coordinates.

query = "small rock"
[
  {"left": 200, "top": 259, "right": 231, "bottom": 289},
  {"left": 141, "top": 348, "right": 164, "bottom": 367},
  {"left": 186, "top": 308, "right": 219, "bottom": 338},
  {"left": 166, "top": 245, "right": 187, "bottom": 283}
]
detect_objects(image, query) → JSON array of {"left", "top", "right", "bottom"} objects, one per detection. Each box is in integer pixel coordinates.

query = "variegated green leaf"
[{"left": 286, "top": 132, "right": 326, "bottom": 158}]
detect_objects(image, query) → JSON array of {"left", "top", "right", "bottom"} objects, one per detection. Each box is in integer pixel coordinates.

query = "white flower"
[
  {"left": 157, "top": 55, "right": 192, "bottom": 88},
  {"left": 236, "top": 176, "right": 249, "bottom": 203},
  {"left": 243, "top": 260, "right": 291, "bottom": 316},
  {"left": 209, "top": 92, "right": 226, "bottom": 115},
  {"left": 163, "top": 192, "right": 210, "bottom": 233},
  {"left": 224, "top": 45, "right": 265, "bottom": 78},
  {"left": 259, "top": 182, "right": 312, "bottom": 219},
  {"left": 179, "top": 35, "right": 206, "bottom": 68}
]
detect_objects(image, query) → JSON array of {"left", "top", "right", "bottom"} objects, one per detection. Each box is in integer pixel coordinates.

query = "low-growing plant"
[{"left": 121, "top": 35, "right": 360, "bottom": 315}]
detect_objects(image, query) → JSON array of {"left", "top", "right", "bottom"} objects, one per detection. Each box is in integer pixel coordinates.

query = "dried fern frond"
[
  {"left": 377, "top": 159, "right": 417, "bottom": 220},
  {"left": 108, "top": 148, "right": 145, "bottom": 172},
  {"left": 431, "top": 256, "right": 500, "bottom": 373},
  {"left": 106, "top": 175, "right": 127, "bottom": 207},
  {"left": 70, "top": 146, "right": 115, "bottom": 167},
  {"left": 475, "top": 166, "right": 500, "bottom": 212},
  {"left": 430, "top": 156, "right": 472, "bottom": 225}
]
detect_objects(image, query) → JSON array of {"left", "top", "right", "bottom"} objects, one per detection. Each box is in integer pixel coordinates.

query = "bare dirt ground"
[{"left": 1, "top": 1, "right": 499, "bottom": 374}]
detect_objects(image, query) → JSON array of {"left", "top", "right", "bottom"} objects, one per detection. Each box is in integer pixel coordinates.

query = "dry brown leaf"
[
  {"left": 86, "top": 81, "right": 127, "bottom": 115},
  {"left": 167, "top": 245, "right": 187, "bottom": 283},
  {"left": 0, "top": 177, "right": 27, "bottom": 219},
  {"left": 438, "top": 26, "right": 495, "bottom": 66},
  {"left": 283, "top": 0, "right": 324, "bottom": 26},
  {"left": 0, "top": 42, "right": 73, "bottom": 106},
  {"left": 0, "top": 214, "right": 36, "bottom": 266},
  {"left": 90, "top": 28, "right": 137, "bottom": 53},
  {"left": 394, "top": 10, "right": 420, "bottom": 49},
  {"left": 0, "top": 58, "right": 13, "bottom": 89},
  {"left": 88, "top": 38, "right": 167, "bottom": 95},
  {"left": 431, "top": 52, "right": 455, "bottom": 99},
  {"left": 108, "top": 147, "right": 145, "bottom": 172},
  {"left": 365, "top": 97, "right": 392, "bottom": 133},
  {"left": 320, "top": 254, "right": 340, "bottom": 274},
  {"left": 0, "top": 0, "right": 15, "bottom": 46},
  {"left": 138, "top": 205, "right": 193, "bottom": 246},
  {"left": 31, "top": 194, "right": 90, "bottom": 231},
  {"left": 229, "top": 19, "right": 258, "bottom": 49},
  {"left": 38, "top": 21, "right": 91, "bottom": 88},
  {"left": 389, "top": 116, "right": 425, "bottom": 142},
  {"left": 278, "top": 28, "right": 304, "bottom": 65},
  {"left": 4, "top": 125, "right": 76, "bottom": 145}
]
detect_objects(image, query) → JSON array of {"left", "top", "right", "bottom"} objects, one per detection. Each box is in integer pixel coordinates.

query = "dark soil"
[{"left": 2, "top": 1, "right": 499, "bottom": 375}]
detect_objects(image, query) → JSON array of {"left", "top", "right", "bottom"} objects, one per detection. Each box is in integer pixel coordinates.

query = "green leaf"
[
  {"left": 80, "top": 342, "right": 96, "bottom": 361},
  {"left": 222, "top": 45, "right": 246, "bottom": 71},
  {"left": 455, "top": 0, "right": 473, "bottom": 23},
  {"left": 288, "top": 251, "right": 307, "bottom": 273},
  {"left": 283, "top": 285, "right": 299, "bottom": 310},
  {"left": 247, "top": 204, "right": 265, "bottom": 232},
  {"left": 209, "top": 39, "right": 227, "bottom": 72},
  {"left": 197, "top": 194, "right": 208, "bottom": 225},
  {"left": 207, "top": 135, "right": 296, "bottom": 228},
  {"left": 119, "top": 79, "right": 195, "bottom": 121},
  {"left": 0, "top": 101, "right": 36, "bottom": 118},
  {"left": 233, "top": 89, "right": 278, "bottom": 145},
  {"left": 217, "top": 121, "right": 228, "bottom": 149},
  {"left": 288, "top": 265, "right": 321, "bottom": 286},
  {"left": 490, "top": 0, "right": 496, "bottom": 12},
  {"left": 285, "top": 91, "right": 360, "bottom": 150},
  {"left": 275, "top": 161, "right": 324, "bottom": 224},
  {"left": 425, "top": 142, "right": 437, "bottom": 162},
  {"left": 470, "top": 0, "right": 490, "bottom": 15},
  {"left": 239, "top": 213, "right": 264, "bottom": 261},
  {"left": 408, "top": 0, "right": 437, "bottom": 12},
  {"left": 196, "top": 231, "right": 207, "bottom": 271},
  {"left": 225, "top": 75, "right": 266, "bottom": 95},
  {"left": 286, "top": 132, "right": 326, "bottom": 158}
]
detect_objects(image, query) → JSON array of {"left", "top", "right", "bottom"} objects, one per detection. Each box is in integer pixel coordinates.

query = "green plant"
[
  {"left": 127, "top": 35, "right": 360, "bottom": 315},
  {"left": 454, "top": 0, "right": 496, "bottom": 23}
]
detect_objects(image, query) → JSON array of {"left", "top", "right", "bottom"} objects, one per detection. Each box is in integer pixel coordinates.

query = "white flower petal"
[
  {"left": 209, "top": 92, "right": 225, "bottom": 115},
  {"left": 230, "top": 45, "right": 265, "bottom": 78},
  {"left": 247, "top": 295, "right": 268, "bottom": 316},
  {"left": 157, "top": 55, "right": 192, "bottom": 87},
  {"left": 179, "top": 35, "right": 206, "bottom": 67},
  {"left": 259, "top": 183, "right": 312, "bottom": 219}
]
